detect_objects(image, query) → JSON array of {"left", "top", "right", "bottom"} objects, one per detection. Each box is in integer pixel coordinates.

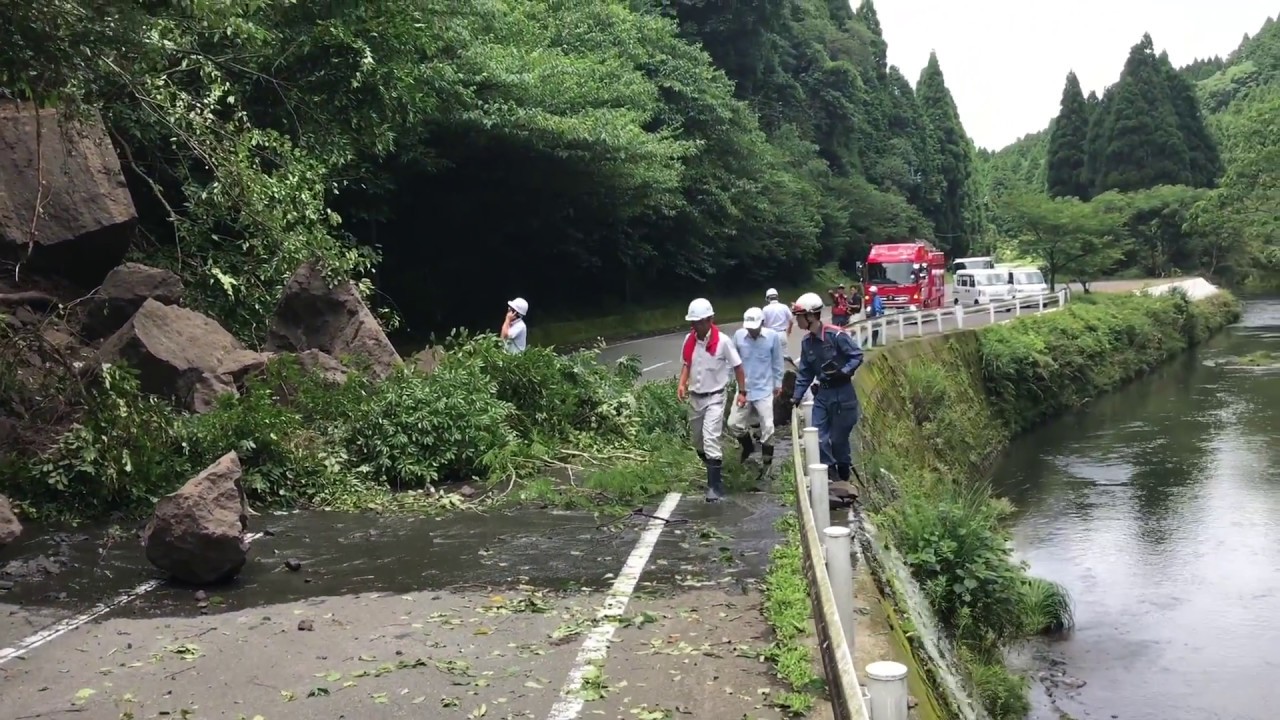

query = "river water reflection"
[{"left": 990, "top": 298, "right": 1280, "bottom": 720}]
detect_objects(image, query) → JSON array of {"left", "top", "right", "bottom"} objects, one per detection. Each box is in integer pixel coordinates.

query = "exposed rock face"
[
  {"left": 266, "top": 262, "right": 401, "bottom": 380},
  {"left": 0, "top": 103, "right": 137, "bottom": 284},
  {"left": 0, "top": 495, "right": 21, "bottom": 547},
  {"left": 98, "top": 299, "right": 245, "bottom": 406},
  {"left": 142, "top": 451, "right": 249, "bottom": 585},
  {"left": 81, "top": 262, "right": 184, "bottom": 340}
]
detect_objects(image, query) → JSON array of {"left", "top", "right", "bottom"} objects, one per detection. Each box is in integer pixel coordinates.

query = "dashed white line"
[
  {"left": 0, "top": 531, "right": 264, "bottom": 665},
  {"left": 641, "top": 360, "right": 672, "bottom": 373},
  {"left": 545, "top": 492, "right": 683, "bottom": 720}
]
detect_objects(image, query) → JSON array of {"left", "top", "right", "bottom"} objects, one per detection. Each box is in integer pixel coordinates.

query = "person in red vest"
[
  {"left": 677, "top": 298, "right": 746, "bottom": 502},
  {"left": 829, "top": 284, "right": 850, "bottom": 327}
]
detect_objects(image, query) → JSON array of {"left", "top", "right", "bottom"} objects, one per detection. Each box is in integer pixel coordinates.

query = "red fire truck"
[{"left": 861, "top": 240, "right": 947, "bottom": 311}]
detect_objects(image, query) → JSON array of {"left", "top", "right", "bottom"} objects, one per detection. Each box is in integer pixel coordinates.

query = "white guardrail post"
[
  {"left": 823, "top": 526, "right": 856, "bottom": 655},
  {"left": 865, "top": 661, "right": 910, "bottom": 720},
  {"left": 808, "top": 463, "right": 830, "bottom": 532},
  {"left": 803, "top": 426, "right": 819, "bottom": 467},
  {"left": 801, "top": 399, "right": 815, "bottom": 430}
]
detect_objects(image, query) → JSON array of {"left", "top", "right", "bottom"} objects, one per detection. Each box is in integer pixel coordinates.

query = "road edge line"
[
  {"left": 545, "top": 492, "right": 683, "bottom": 720},
  {"left": 0, "top": 531, "right": 265, "bottom": 665}
]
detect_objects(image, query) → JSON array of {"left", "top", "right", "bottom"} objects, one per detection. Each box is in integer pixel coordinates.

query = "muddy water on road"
[
  {"left": 2, "top": 487, "right": 785, "bottom": 635},
  {"left": 992, "top": 298, "right": 1280, "bottom": 720}
]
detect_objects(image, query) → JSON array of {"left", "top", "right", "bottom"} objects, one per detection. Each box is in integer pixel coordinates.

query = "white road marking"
[
  {"left": 641, "top": 360, "right": 672, "bottom": 373},
  {"left": 0, "top": 531, "right": 264, "bottom": 665},
  {"left": 545, "top": 492, "right": 683, "bottom": 720}
]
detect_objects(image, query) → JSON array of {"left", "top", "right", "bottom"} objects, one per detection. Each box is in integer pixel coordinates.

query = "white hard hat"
[
  {"left": 791, "top": 292, "right": 824, "bottom": 314},
  {"left": 685, "top": 297, "right": 714, "bottom": 322},
  {"left": 742, "top": 307, "right": 764, "bottom": 329},
  {"left": 868, "top": 286, "right": 879, "bottom": 294},
  {"left": 765, "top": 288, "right": 779, "bottom": 300},
  {"left": 508, "top": 297, "right": 529, "bottom": 316}
]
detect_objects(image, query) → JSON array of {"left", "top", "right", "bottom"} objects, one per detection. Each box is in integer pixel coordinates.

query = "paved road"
[
  {"left": 0, "top": 493, "right": 807, "bottom": 719},
  {"left": 598, "top": 280, "right": 1163, "bottom": 382}
]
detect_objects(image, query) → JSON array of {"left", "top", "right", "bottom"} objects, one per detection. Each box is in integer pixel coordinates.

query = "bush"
[
  {"left": 979, "top": 290, "right": 1242, "bottom": 433},
  {"left": 3, "top": 333, "right": 686, "bottom": 522}
]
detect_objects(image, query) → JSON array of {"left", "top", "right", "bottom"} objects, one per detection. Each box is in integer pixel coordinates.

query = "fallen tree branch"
[{"left": 0, "top": 291, "right": 59, "bottom": 307}]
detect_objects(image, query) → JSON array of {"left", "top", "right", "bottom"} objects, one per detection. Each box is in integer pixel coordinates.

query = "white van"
[
  {"left": 953, "top": 269, "right": 1015, "bottom": 306},
  {"left": 951, "top": 256, "right": 995, "bottom": 273},
  {"left": 1010, "top": 267, "right": 1049, "bottom": 299}
]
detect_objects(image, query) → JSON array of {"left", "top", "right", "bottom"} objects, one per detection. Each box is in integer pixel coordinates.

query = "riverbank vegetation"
[
  {"left": 855, "top": 291, "right": 1241, "bottom": 718},
  {"left": 980, "top": 18, "right": 1279, "bottom": 292},
  {"left": 0, "top": 335, "right": 690, "bottom": 522}
]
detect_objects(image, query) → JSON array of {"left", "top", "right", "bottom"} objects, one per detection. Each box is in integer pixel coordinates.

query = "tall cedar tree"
[
  {"left": 1090, "top": 34, "right": 1190, "bottom": 193},
  {"left": 916, "top": 52, "right": 976, "bottom": 256},
  {"left": 1045, "top": 71, "right": 1091, "bottom": 198},
  {"left": 1157, "top": 50, "right": 1223, "bottom": 186}
]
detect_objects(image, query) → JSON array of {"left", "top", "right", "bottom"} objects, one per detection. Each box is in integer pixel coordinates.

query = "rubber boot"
[
  {"left": 836, "top": 463, "right": 851, "bottom": 482},
  {"left": 705, "top": 458, "right": 725, "bottom": 502},
  {"left": 738, "top": 435, "right": 755, "bottom": 463},
  {"left": 752, "top": 445, "right": 776, "bottom": 493}
]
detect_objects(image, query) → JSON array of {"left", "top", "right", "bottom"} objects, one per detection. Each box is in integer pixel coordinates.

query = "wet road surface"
[
  {"left": 994, "top": 297, "right": 1280, "bottom": 720},
  {"left": 1, "top": 491, "right": 798, "bottom": 719}
]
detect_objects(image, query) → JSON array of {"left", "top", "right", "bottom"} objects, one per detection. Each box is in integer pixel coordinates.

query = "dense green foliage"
[
  {"left": 854, "top": 292, "right": 1240, "bottom": 718},
  {"left": 982, "top": 19, "right": 1278, "bottom": 290},
  {"left": 0, "top": 336, "right": 686, "bottom": 521},
  {"left": 4, "top": 0, "right": 984, "bottom": 342}
]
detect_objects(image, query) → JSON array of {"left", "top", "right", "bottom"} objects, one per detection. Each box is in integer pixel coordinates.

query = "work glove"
[{"left": 791, "top": 396, "right": 804, "bottom": 408}]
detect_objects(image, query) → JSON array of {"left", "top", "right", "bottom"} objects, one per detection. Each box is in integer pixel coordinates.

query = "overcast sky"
[{"left": 874, "top": 1, "right": 1278, "bottom": 151}]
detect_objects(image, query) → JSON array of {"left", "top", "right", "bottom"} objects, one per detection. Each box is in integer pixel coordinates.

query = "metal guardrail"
[
  {"left": 784, "top": 287, "right": 1073, "bottom": 719},
  {"left": 789, "top": 416, "right": 871, "bottom": 720},
  {"left": 842, "top": 289, "right": 1071, "bottom": 350}
]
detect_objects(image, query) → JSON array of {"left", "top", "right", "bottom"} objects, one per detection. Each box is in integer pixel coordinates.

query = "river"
[{"left": 991, "top": 297, "right": 1280, "bottom": 720}]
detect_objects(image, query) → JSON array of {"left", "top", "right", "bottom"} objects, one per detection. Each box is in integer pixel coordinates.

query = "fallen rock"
[
  {"left": 266, "top": 262, "right": 401, "bottom": 380},
  {"left": 189, "top": 372, "right": 238, "bottom": 414},
  {"left": 0, "top": 102, "right": 137, "bottom": 284},
  {"left": 411, "top": 346, "right": 445, "bottom": 375},
  {"left": 0, "top": 495, "right": 21, "bottom": 546},
  {"left": 81, "top": 263, "right": 184, "bottom": 340},
  {"left": 99, "top": 299, "right": 245, "bottom": 406},
  {"left": 294, "top": 349, "right": 348, "bottom": 384},
  {"left": 216, "top": 349, "right": 273, "bottom": 385},
  {"left": 142, "top": 451, "right": 250, "bottom": 585}
]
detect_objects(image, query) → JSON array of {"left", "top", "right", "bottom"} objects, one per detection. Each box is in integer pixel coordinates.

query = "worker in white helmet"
[
  {"left": 760, "top": 288, "right": 793, "bottom": 337},
  {"left": 502, "top": 297, "right": 529, "bottom": 353},
  {"left": 790, "top": 292, "right": 864, "bottom": 483},
  {"left": 729, "top": 307, "right": 784, "bottom": 474},
  {"left": 677, "top": 298, "right": 746, "bottom": 501}
]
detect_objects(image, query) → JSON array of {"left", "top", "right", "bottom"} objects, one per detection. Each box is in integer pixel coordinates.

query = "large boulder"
[
  {"left": 0, "top": 102, "right": 137, "bottom": 285},
  {"left": 98, "top": 299, "right": 245, "bottom": 407},
  {"left": 142, "top": 451, "right": 249, "bottom": 585},
  {"left": 0, "top": 495, "right": 21, "bottom": 547},
  {"left": 266, "top": 262, "right": 401, "bottom": 380},
  {"left": 80, "top": 263, "right": 184, "bottom": 340}
]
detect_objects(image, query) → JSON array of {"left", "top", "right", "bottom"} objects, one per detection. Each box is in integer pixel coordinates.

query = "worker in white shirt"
[
  {"left": 729, "top": 308, "right": 785, "bottom": 473},
  {"left": 501, "top": 297, "right": 528, "bottom": 353},
  {"left": 677, "top": 298, "right": 746, "bottom": 502},
  {"left": 760, "top": 288, "right": 793, "bottom": 337}
]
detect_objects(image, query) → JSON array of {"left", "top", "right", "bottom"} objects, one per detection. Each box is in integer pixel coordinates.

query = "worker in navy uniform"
[{"left": 789, "top": 292, "right": 865, "bottom": 482}]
